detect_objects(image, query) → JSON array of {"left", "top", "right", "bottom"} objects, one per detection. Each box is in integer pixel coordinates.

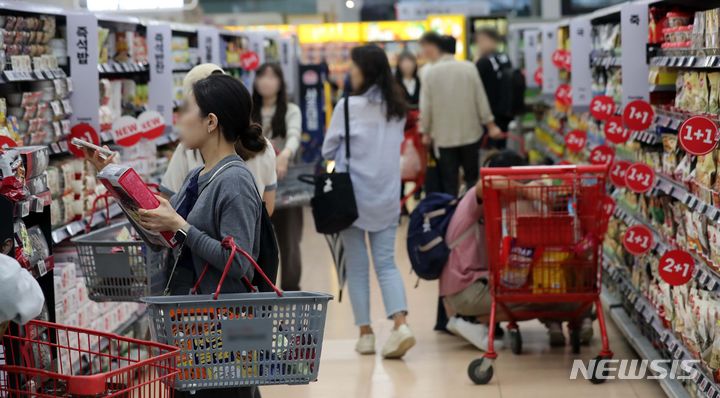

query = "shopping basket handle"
[
  {"left": 191, "top": 236, "right": 283, "bottom": 299},
  {"left": 85, "top": 193, "right": 112, "bottom": 233}
]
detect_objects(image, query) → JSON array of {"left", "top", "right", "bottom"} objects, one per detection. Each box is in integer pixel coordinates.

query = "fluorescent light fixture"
[{"left": 86, "top": 0, "right": 185, "bottom": 11}]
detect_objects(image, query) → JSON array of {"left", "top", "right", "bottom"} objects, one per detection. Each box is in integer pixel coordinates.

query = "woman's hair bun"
[{"left": 238, "top": 122, "right": 266, "bottom": 154}]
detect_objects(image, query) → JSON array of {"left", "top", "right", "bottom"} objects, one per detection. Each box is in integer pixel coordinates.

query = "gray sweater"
[{"left": 169, "top": 154, "right": 261, "bottom": 295}]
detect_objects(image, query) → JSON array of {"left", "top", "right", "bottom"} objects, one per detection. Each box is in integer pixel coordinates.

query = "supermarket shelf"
[
  {"left": 603, "top": 256, "right": 720, "bottom": 398},
  {"left": 591, "top": 56, "right": 621, "bottom": 68},
  {"left": 50, "top": 202, "right": 122, "bottom": 244},
  {"left": 650, "top": 54, "right": 720, "bottom": 69},
  {"left": 612, "top": 204, "right": 720, "bottom": 293},
  {"left": 154, "top": 130, "right": 180, "bottom": 146},
  {"left": 98, "top": 62, "right": 148, "bottom": 74},
  {"left": 2, "top": 68, "right": 67, "bottom": 83},
  {"left": 221, "top": 62, "right": 243, "bottom": 69},
  {"left": 600, "top": 289, "right": 690, "bottom": 398},
  {"left": 173, "top": 62, "right": 198, "bottom": 72}
]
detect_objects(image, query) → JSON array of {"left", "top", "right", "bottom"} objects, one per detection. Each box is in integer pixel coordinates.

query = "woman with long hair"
[
  {"left": 251, "top": 63, "right": 304, "bottom": 291},
  {"left": 394, "top": 51, "right": 420, "bottom": 108},
  {"left": 322, "top": 45, "right": 415, "bottom": 359},
  {"left": 83, "top": 74, "right": 265, "bottom": 397}
]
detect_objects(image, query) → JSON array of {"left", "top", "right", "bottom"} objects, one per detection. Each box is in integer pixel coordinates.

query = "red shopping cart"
[
  {"left": 467, "top": 164, "right": 612, "bottom": 385},
  {"left": 1, "top": 320, "right": 179, "bottom": 396}
]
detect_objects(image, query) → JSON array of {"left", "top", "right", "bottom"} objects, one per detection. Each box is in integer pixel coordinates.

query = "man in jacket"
[
  {"left": 475, "top": 28, "right": 516, "bottom": 149},
  {"left": 420, "top": 35, "right": 502, "bottom": 196}
]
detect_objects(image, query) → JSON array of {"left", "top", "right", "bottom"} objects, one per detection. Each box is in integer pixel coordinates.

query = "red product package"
[{"left": 97, "top": 164, "right": 176, "bottom": 249}]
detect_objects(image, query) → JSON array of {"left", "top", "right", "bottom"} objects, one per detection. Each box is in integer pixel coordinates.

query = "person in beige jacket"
[{"left": 420, "top": 35, "right": 502, "bottom": 196}]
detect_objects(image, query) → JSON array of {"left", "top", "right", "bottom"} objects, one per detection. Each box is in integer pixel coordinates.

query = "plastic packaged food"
[{"left": 667, "top": 11, "right": 692, "bottom": 28}]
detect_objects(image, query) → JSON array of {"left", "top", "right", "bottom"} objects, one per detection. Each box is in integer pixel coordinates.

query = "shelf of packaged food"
[
  {"left": 14, "top": 191, "right": 51, "bottom": 219},
  {"left": 50, "top": 202, "right": 122, "bottom": 244},
  {"left": 97, "top": 62, "right": 148, "bottom": 74},
  {"left": 2, "top": 68, "right": 67, "bottom": 83},
  {"left": 599, "top": 281, "right": 691, "bottom": 398},
  {"left": 612, "top": 202, "right": 720, "bottom": 293},
  {"left": 602, "top": 255, "right": 720, "bottom": 398}
]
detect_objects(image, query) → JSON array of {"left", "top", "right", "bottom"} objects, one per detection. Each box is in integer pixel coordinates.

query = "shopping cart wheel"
[
  {"left": 570, "top": 328, "right": 581, "bottom": 354},
  {"left": 509, "top": 329, "right": 522, "bottom": 355},
  {"left": 468, "top": 358, "right": 494, "bottom": 385},
  {"left": 589, "top": 355, "right": 611, "bottom": 384}
]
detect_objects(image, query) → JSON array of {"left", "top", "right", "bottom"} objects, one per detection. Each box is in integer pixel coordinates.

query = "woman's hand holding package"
[
  {"left": 81, "top": 146, "right": 117, "bottom": 172},
  {"left": 138, "top": 195, "right": 187, "bottom": 232}
]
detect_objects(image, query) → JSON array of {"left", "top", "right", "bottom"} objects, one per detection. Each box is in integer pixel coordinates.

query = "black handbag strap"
[{"left": 344, "top": 91, "right": 350, "bottom": 168}]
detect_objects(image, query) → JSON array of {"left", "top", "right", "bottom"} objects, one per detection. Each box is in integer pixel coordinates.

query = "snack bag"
[
  {"left": 531, "top": 249, "right": 570, "bottom": 294},
  {"left": 500, "top": 240, "right": 535, "bottom": 289},
  {"left": 710, "top": 73, "right": 720, "bottom": 114},
  {"left": 662, "top": 134, "right": 678, "bottom": 176}
]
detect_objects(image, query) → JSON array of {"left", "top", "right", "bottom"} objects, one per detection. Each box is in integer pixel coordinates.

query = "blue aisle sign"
[{"left": 299, "top": 64, "right": 326, "bottom": 163}]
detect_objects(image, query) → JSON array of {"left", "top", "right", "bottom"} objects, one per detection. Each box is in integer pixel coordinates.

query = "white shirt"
[
  {"left": 245, "top": 139, "right": 277, "bottom": 194},
  {"left": 402, "top": 77, "right": 417, "bottom": 97},
  {"left": 161, "top": 138, "right": 276, "bottom": 196},
  {"left": 0, "top": 254, "right": 44, "bottom": 324},
  {"left": 322, "top": 86, "right": 406, "bottom": 232}
]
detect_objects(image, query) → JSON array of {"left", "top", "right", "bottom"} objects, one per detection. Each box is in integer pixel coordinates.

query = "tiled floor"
[{"left": 261, "top": 209, "right": 665, "bottom": 398}]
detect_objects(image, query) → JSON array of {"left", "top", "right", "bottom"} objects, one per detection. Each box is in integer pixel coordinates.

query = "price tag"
[
  {"left": 565, "top": 129, "right": 586, "bottom": 152},
  {"left": 623, "top": 100, "right": 654, "bottom": 131},
  {"left": 678, "top": 116, "right": 719, "bottom": 156},
  {"left": 590, "top": 95, "right": 616, "bottom": 121},
  {"left": 50, "top": 143, "right": 60, "bottom": 153},
  {"left": 625, "top": 163, "right": 655, "bottom": 193},
  {"left": 659, "top": 250, "right": 695, "bottom": 286},
  {"left": 555, "top": 84, "right": 572, "bottom": 106},
  {"left": 589, "top": 145, "right": 615, "bottom": 165},
  {"left": 37, "top": 259, "right": 47, "bottom": 277},
  {"left": 534, "top": 67, "right": 543, "bottom": 86},
  {"left": 605, "top": 115, "right": 632, "bottom": 144},
  {"left": 623, "top": 224, "right": 654, "bottom": 255},
  {"left": 240, "top": 51, "right": 260, "bottom": 71},
  {"left": 610, "top": 160, "right": 631, "bottom": 187},
  {"left": 68, "top": 123, "right": 100, "bottom": 158},
  {"left": 50, "top": 100, "right": 62, "bottom": 117}
]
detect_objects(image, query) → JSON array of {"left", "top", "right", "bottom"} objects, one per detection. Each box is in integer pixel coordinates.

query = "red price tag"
[
  {"left": 604, "top": 115, "right": 632, "bottom": 144},
  {"left": 534, "top": 67, "right": 543, "bottom": 86},
  {"left": 555, "top": 84, "right": 571, "bottom": 106},
  {"left": 552, "top": 49, "right": 571, "bottom": 70},
  {"left": 622, "top": 100, "right": 654, "bottom": 131},
  {"left": 590, "top": 96, "right": 616, "bottom": 121},
  {"left": 0, "top": 135, "right": 17, "bottom": 149},
  {"left": 565, "top": 129, "right": 586, "bottom": 153},
  {"left": 624, "top": 162, "right": 655, "bottom": 193},
  {"left": 609, "top": 160, "right": 631, "bottom": 187},
  {"left": 623, "top": 225, "right": 654, "bottom": 255},
  {"left": 240, "top": 51, "right": 260, "bottom": 71},
  {"left": 589, "top": 145, "right": 615, "bottom": 165},
  {"left": 678, "top": 116, "right": 719, "bottom": 156},
  {"left": 601, "top": 195, "right": 616, "bottom": 220},
  {"left": 659, "top": 250, "right": 695, "bottom": 286},
  {"left": 68, "top": 123, "right": 100, "bottom": 158}
]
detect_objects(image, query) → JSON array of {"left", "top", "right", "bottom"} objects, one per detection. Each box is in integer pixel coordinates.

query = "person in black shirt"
[
  {"left": 395, "top": 52, "right": 420, "bottom": 108},
  {"left": 475, "top": 28, "right": 514, "bottom": 149}
]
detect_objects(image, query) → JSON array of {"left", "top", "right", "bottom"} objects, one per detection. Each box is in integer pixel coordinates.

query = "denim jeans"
[{"left": 340, "top": 225, "right": 408, "bottom": 326}]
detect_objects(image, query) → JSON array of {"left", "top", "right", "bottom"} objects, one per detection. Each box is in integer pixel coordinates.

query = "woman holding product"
[
  {"left": 84, "top": 74, "right": 265, "bottom": 398},
  {"left": 251, "top": 63, "right": 304, "bottom": 290},
  {"left": 322, "top": 45, "right": 414, "bottom": 358}
]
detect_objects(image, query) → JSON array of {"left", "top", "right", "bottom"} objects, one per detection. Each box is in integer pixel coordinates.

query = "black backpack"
[
  {"left": 252, "top": 203, "right": 279, "bottom": 292},
  {"left": 490, "top": 54, "right": 526, "bottom": 118}
]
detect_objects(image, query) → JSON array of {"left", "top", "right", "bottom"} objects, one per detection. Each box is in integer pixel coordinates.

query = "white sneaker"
[
  {"left": 454, "top": 318, "right": 504, "bottom": 352},
  {"left": 446, "top": 316, "right": 460, "bottom": 336},
  {"left": 382, "top": 324, "right": 416, "bottom": 359},
  {"left": 355, "top": 334, "right": 376, "bottom": 355}
]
